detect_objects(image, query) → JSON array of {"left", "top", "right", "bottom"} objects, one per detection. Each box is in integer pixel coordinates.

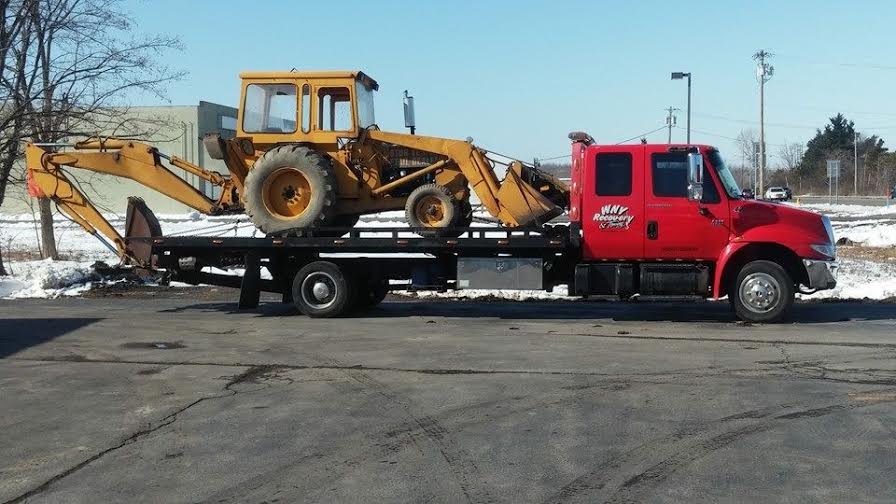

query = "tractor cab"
[{"left": 237, "top": 70, "right": 379, "bottom": 148}]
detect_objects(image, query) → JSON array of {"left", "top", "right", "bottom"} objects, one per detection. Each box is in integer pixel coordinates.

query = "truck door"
[
  {"left": 643, "top": 149, "right": 730, "bottom": 260},
  {"left": 581, "top": 146, "right": 645, "bottom": 260}
]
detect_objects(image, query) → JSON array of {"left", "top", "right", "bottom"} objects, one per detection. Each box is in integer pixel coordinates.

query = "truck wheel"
[
  {"left": 292, "top": 261, "right": 354, "bottom": 317},
  {"left": 731, "top": 260, "right": 794, "bottom": 323},
  {"left": 356, "top": 277, "right": 388, "bottom": 309},
  {"left": 244, "top": 145, "right": 336, "bottom": 235},
  {"left": 405, "top": 184, "right": 459, "bottom": 237}
]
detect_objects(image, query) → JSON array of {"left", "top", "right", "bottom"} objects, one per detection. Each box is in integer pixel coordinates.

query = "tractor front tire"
[
  {"left": 405, "top": 184, "right": 459, "bottom": 237},
  {"left": 244, "top": 145, "right": 336, "bottom": 235}
]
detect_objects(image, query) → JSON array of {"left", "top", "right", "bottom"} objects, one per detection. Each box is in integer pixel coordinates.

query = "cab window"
[
  {"left": 242, "top": 83, "right": 297, "bottom": 133},
  {"left": 317, "top": 87, "right": 353, "bottom": 131},
  {"left": 651, "top": 152, "right": 720, "bottom": 203},
  {"left": 595, "top": 152, "right": 632, "bottom": 196}
]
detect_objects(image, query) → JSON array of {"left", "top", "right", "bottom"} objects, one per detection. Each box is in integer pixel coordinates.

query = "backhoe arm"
[{"left": 25, "top": 139, "right": 232, "bottom": 265}]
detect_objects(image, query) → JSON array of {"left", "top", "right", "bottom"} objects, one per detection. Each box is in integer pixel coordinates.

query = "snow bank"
[
  {"left": 802, "top": 258, "right": 896, "bottom": 300},
  {"left": 792, "top": 202, "right": 896, "bottom": 219},
  {"left": 0, "top": 259, "right": 99, "bottom": 299},
  {"left": 832, "top": 220, "right": 896, "bottom": 248},
  {"left": 2, "top": 211, "right": 894, "bottom": 301}
]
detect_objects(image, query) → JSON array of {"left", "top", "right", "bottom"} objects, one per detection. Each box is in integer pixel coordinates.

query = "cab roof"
[{"left": 238, "top": 70, "right": 379, "bottom": 90}]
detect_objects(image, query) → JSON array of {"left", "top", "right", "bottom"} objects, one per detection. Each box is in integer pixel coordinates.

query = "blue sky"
[{"left": 130, "top": 0, "right": 896, "bottom": 166}]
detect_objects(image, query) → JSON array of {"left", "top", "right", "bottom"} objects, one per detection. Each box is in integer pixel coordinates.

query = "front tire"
[
  {"left": 730, "top": 260, "right": 794, "bottom": 323},
  {"left": 405, "top": 184, "right": 459, "bottom": 237}
]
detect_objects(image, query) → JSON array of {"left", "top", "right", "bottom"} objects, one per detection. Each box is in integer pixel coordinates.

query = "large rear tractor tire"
[
  {"left": 244, "top": 145, "right": 336, "bottom": 235},
  {"left": 405, "top": 184, "right": 460, "bottom": 237}
]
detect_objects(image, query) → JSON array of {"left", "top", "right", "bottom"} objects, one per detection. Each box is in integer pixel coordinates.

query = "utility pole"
[
  {"left": 854, "top": 130, "right": 859, "bottom": 195},
  {"left": 754, "top": 50, "right": 774, "bottom": 197},
  {"left": 664, "top": 106, "right": 679, "bottom": 144}
]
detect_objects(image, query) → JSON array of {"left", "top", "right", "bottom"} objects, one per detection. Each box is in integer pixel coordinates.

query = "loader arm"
[
  {"left": 365, "top": 130, "right": 568, "bottom": 227},
  {"left": 25, "top": 139, "right": 234, "bottom": 265}
]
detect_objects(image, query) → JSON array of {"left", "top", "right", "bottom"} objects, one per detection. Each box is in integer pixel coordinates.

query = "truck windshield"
[
  {"left": 708, "top": 149, "right": 742, "bottom": 198},
  {"left": 356, "top": 80, "right": 376, "bottom": 128}
]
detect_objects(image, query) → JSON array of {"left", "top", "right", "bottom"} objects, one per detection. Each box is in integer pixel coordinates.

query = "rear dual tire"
[{"left": 291, "top": 261, "right": 387, "bottom": 318}]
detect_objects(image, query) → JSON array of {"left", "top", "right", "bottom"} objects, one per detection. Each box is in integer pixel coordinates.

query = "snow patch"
[
  {"left": 832, "top": 220, "right": 896, "bottom": 248},
  {"left": 800, "top": 258, "right": 896, "bottom": 300},
  {"left": 0, "top": 259, "right": 98, "bottom": 299},
  {"left": 397, "top": 285, "right": 570, "bottom": 301},
  {"left": 791, "top": 202, "right": 896, "bottom": 219}
]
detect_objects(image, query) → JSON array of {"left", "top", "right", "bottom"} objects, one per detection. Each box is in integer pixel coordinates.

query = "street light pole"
[{"left": 671, "top": 72, "right": 692, "bottom": 143}]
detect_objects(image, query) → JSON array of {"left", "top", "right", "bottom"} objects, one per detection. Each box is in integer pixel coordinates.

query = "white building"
[{"left": 4, "top": 101, "right": 237, "bottom": 215}]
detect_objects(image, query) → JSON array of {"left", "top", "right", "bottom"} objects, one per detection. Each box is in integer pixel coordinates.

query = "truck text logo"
[{"left": 594, "top": 204, "right": 635, "bottom": 230}]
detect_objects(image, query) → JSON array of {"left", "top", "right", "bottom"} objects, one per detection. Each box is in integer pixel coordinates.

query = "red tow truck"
[{"left": 150, "top": 133, "right": 837, "bottom": 323}]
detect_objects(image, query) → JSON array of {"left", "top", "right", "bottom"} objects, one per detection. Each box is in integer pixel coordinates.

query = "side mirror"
[
  {"left": 403, "top": 90, "right": 416, "bottom": 134},
  {"left": 687, "top": 152, "right": 704, "bottom": 202}
]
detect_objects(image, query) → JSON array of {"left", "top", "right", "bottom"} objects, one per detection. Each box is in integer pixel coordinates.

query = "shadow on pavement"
[
  {"left": 155, "top": 299, "right": 896, "bottom": 324},
  {"left": 0, "top": 318, "right": 101, "bottom": 358}
]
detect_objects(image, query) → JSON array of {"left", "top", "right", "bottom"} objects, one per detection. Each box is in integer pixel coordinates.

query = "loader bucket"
[
  {"left": 124, "top": 197, "right": 163, "bottom": 267},
  {"left": 495, "top": 162, "right": 566, "bottom": 227}
]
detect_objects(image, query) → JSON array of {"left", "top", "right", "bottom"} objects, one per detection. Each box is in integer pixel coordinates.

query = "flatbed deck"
[
  {"left": 148, "top": 226, "right": 578, "bottom": 312},
  {"left": 150, "top": 226, "right": 574, "bottom": 257}
]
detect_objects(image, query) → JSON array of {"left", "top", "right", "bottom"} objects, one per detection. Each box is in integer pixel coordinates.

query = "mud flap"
[{"left": 124, "top": 197, "right": 163, "bottom": 267}]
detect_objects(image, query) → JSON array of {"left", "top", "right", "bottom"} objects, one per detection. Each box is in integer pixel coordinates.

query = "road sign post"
[{"left": 826, "top": 160, "right": 841, "bottom": 204}]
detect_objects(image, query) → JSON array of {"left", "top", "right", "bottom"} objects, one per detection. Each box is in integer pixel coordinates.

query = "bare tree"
[
  {"left": 776, "top": 141, "right": 803, "bottom": 172},
  {"left": 0, "top": 0, "right": 182, "bottom": 272},
  {"left": 735, "top": 129, "right": 758, "bottom": 189}
]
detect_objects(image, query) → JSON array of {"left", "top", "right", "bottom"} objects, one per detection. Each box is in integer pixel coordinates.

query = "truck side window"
[
  {"left": 651, "top": 153, "right": 720, "bottom": 203},
  {"left": 595, "top": 153, "right": 632, "bottom": 196}
]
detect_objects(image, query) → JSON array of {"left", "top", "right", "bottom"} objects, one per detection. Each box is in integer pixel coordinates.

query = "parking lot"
[{"left": 2, "top": 291, "right": 896, "bottom": 503}]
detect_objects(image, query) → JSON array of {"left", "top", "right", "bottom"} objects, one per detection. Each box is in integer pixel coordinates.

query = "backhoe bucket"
[{"left": 124, "top": 197, "right": 163, "bottom": 267}]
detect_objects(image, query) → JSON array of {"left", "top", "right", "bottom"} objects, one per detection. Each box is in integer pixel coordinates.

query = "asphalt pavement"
[{"left": 2, "top": 291, "right": 896, "bottom": 503}]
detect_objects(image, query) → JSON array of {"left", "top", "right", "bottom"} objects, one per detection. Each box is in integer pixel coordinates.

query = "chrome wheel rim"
[
  {"left": 301, "top": 272, "right": 337, "bottom": 309},
  {"left": 739, "top": 272, "right": 780, "bottom": 313}
]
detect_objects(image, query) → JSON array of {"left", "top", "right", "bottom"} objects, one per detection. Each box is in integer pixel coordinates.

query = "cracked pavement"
[{"left": 1, "top": 292, "right": 896, "bottom": 503}]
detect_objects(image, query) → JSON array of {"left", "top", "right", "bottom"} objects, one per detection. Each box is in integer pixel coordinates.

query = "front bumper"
[{"left": 803, "top": 259, "right": 837, "bottom": 291}]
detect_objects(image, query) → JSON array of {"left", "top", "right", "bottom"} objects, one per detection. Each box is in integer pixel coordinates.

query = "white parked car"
[{"left": 764, "top": 186, "right": 788, "bottom": 201}]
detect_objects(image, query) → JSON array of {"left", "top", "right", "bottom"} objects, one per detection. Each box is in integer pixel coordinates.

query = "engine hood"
[{"left": 730, "top": 199, "right": 832, "bottom": 256}]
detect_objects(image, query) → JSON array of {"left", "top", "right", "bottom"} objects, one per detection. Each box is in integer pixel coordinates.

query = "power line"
[
  {"left": 615, "top": 125, "right": 668, "bottom": 145},
  {"left": 692, "top": 112, "right": 817, "bottom": 130},
  {"left": 673, "top": 125, "right": 788, "bottom": 148},
  {"left": 536, "top": 154, "right": 569, "bottom": 162},
  {"left": 776, "top": 53, "right": 896, "bottom": 72}
]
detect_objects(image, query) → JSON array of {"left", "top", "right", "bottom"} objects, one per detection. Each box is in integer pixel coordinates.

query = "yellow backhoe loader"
[{"left": 26, "top": 70, "right": 568, "bottom": 266}]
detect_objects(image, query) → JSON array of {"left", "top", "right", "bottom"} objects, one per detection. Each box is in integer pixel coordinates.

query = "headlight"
[
  {"left": 810, "top": 243, "right": 836, "bottom": 258},
  {"left": 821, "top": 216, "right": 835, "bottom": 244}
]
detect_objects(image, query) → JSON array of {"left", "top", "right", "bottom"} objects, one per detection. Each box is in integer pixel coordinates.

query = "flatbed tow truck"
[
  {"left": 24, "top": 69, "right": 837, "bottom": 322},
  {"left": 142, "top": 135, "right": 837, "bottom": 323}
]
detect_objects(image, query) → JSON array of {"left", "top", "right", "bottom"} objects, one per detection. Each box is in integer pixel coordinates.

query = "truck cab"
[{"left": 568, "top": 134, "right": 837, "bottom": 322}]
